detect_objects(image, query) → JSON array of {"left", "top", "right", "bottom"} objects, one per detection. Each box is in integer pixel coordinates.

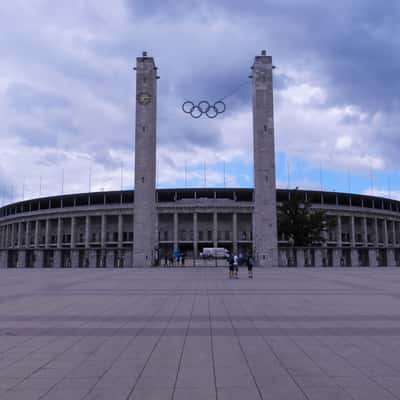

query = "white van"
[{"left": 200, "top": 248, "right": 230, "bottom": 259}]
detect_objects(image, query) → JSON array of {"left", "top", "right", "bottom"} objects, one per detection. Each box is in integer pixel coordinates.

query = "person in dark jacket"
[
  {"left": 246, "top": 256, "right": 254, "bottom": 279},
  {"left": 228, "top": 255, "right": 234, "bottom": 279}
]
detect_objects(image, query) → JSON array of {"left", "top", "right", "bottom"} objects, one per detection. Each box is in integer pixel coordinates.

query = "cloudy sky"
[{"left": 0, "top": 0, "right": 399, "bottom": 204}]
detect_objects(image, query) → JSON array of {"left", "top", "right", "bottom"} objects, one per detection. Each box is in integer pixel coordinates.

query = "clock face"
[{"left": 137, "top": 92, "right": 152, "bottom": 105}]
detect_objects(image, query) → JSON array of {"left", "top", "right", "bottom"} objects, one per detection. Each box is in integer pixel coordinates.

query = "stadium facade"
[{"left": 0, "top": 51, "right": 399, "bottom": 268}]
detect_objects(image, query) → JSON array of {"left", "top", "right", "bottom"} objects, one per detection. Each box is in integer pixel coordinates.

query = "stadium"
[
  {"left": 1, "top": 188, "right": 399, "bottom": 268},
  {"left": 0, "top": 51, "right": 399, "bottom": 268}
]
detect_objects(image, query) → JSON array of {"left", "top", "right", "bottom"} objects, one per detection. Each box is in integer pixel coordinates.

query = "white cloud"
[{"left": 0, "top": 0, "right": 399, "bottom": 205}]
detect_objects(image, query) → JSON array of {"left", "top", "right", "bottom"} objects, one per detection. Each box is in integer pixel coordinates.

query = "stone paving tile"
[
  {"left": 173, "top": 387, "right": 216, "bottom": 400},
  {"left": 0, "top": 388, "right": 45, "bottom": 400},
  {"left": 217, "top": 386, "right": 261, "bottom": 400},
  {"left": 302, "top": 386, "right": 353, "bottom": 400},
  {"left": 84, "top": 383, "right": 135, "bottom": 400},
  {"left": 128, "top": 387, "right": 174, "bottom": 400},
  {"left": 0, "top": 268, "right": 400, "bottom": 399}
]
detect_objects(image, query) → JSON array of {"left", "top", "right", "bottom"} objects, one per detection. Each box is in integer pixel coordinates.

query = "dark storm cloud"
[
  {"left": 6, "top": 83, "right": 70, "bottom": 113},
  {"left": 0, "top": 0, "right": 399, "bottom": 197},
  {"left": 125, "top": 0, "right": 400, "bottom": 113},
  {"left": 5, "top": 82, "right": 79, "bottom": 148}
]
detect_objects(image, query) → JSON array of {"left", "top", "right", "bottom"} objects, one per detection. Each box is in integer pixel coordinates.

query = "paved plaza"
[{"left": 1, "top": 269, "right": 400, "bottom": 399}]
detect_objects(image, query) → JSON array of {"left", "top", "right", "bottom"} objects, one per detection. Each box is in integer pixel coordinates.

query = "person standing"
[
  {"left": 228, "top": 254, "right": 234, "bottom": 278},
  {"left": 246, "top": 255, "right": 254, "bottom": 279},
  {"left": 233, "top": 254, "right": 239, "bottom": 279}
]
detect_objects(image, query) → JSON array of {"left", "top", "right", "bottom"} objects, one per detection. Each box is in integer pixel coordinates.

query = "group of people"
[
  {"left": 163, "top": 254, "right": 185, "bottom": 267},
  {"left": 227, "top": 254, "right": 254, "bottom": 279}
]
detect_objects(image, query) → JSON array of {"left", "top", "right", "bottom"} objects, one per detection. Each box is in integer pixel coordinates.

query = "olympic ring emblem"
[{"left": 182, "top": 100, "right": 226, "bottom": 119}]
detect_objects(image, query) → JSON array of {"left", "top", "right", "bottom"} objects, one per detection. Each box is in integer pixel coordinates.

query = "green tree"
[{"left": 278, "top": 189, "right": 336, "bottom": 246}]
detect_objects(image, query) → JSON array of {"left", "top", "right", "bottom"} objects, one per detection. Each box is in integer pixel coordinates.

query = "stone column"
[
  {"left": 387, "top": 249, "right": 396, "bottom": 267},
  {"left": 44, "top": 219, "right": 50, "bottom": 248},
  {"left": 213, "top": 212, "right": 218, "bottom": 248},
  {"left": 337, "top": 215, "right": 342, "bottom": 247},
  {"left": 392, "top": 220, "right": 396, "bottom": 246},
  {"left": 118, "top": 214, "right": 123, "bottom": 248},
  {"left": 173, "top": 212, "right": 178, "bottom": 252},
  {"left": 232, "top": 213, "right": 238, "bottom": 255},
  {"left": 314, "top": 249, "right": 323, "bottom": 267},
  {"left": 133, "top": 52, "right": 158, "bottom": 267},
  {"left": 363, "top": 217, "right": 368, "bottom": 244},
  {"left": 53, "top": 250, "right": 61, "bottom": 268},
  {"left": 16, "top": 223, "right": 22, "bottom": 248},
  {"left": 351, "top": 249, "right": 359, "bottom": 267},
  {"left": 25, "top": 221, "right": 30, "bottom": 248},
  {"left": 251, "top": 51, "right": 278, "bottom": 267},
  {"left": 369, "top": 249, "right": 378, "bottom": 267},
  {"left": 17, "top": 250, "right": 26, "bottom": 268},
  {"left": 6, "top": 224, "right": 11, "bottom": 247},
  {"left": 85, "top": 215, "right": 90, "bottom": 248},
  {"left": 57, "top": 218, "right": 62, "bottom": 248},
  {"left": 34, "top": 250, "right": 44, "bottom": 268},
  {"left": 374, "top": 218, "right": 379, "bottom": 244},
  {"left": 350, "top": 216, "right": 356, "bottom": 246},
  {"left": 333, "top": 249, "right": 341, "bottom": 267},
  {"left": 125, "top": 249, "right": 133, "bottom": 268},
  {"left": 106, "top": 250, "right": 114, "bottom": 268},
  {"left": 101, "top": 214, "right": 106, "bottom": 248},
  {"left": 383, "top": 219, "right": 389, "bottom": 247},
  {"left": 193, "top": 212, "right": 198, "bottom": 258},
  {"left": 0, "top": 250, "right": 7, "bottom": 268},
  {"left": 34, "top": 220, "right": 39, "bottom": 248},
  {"left": 154, "top": 212, "right": 159, "bottom": 264},
  {"left": 89, "top": 249, "right": 96, "bottom": 268},
  {"left": 10, "top": 224, "right": 15, "bottom": 248},
  {"left": 0, "top": 227, "right": 4, "bottom": 248},
  {"left": 70, "top": 217, "right": 75, "bottom": 248},
  {"left": 296, "top": 249, "right": 305, "bottom": 268},
  {"left": 71, "top": 250, "right": 79, "bottom": 268}
]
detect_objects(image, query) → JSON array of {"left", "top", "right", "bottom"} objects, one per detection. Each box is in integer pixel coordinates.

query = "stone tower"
[
  {"left": 251, "top": 50, "right": 278, "bottom": 267},
  {"left": 133, "top": 52, "right": 158, "bottom": 267}
]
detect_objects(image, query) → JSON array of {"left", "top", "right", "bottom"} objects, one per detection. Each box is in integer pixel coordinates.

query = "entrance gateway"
[{"left": 132, "top": 51, "right": 278, "bottom": 267}]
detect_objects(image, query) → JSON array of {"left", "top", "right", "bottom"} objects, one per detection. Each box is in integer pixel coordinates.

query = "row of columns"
[
  {"left": 0, "top": 248, "right": 132, "bottom": 269},
  {"left": 1, "top": 215, "right": 126, "bottom": 249},
  {"left": 336, "top": 215, "right": 399, "bottom": 247},
  {"left": 281, "top": 247, "right": 399, "bottom": 267},
  {"left": 172, "top": 212, "right": 239, "bottom": 256},
  {"left": 1, "top": 214, "right": 400, "bottom": 252}
]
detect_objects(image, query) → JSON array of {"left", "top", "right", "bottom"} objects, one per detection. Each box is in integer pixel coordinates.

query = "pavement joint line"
[
  {"left": 34, "top": 295, "right": 136, "bottom": 400},
  {"left": 220, "top": 291, "right": 264, "bottom": 400},
  {"left": 81, "top": 290, "right": 177, "bottom": 400},
  {"left": 0, "top": 291, "right": 101, "bottom": 383},
  {"left": 314, "top": 333, "right": 400, "bottom": 400},
  {"left": 22, "top": 294, "right": 147, "bottom": 400},
  {"left": 231, "top": 287, "right": 311, "bottom": 400},
  {"left": 123, "top": 288, "right": 186, "bottom": 399},
  {"left": 1, "top": 269, "right": 400, "bottom": 399},
  {"left": 170, "top": 292, "right": 197, "bottom": 400},
  {"left": 207, "top": 271, "right": 219, "bottom": 400}
]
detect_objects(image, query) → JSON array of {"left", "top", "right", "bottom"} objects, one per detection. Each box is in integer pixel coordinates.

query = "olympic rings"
[{"left": 182, "top": 100, "right": 226, "bottom": 119}]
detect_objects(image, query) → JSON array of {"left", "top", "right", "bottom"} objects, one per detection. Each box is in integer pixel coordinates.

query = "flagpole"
[
  {"left": 184, "top": 160, "right": 187, "bottom": 188},
  {"left": 223, "top": 161, "right": 226, "bottom": 188},
  {"left": 89, "top": 166, "right": 92, "bottom": 193},
  {"left": 203, "top": 161, "right": 206, "bottom": 187},
  {"left": 61, "top": 168, "right": 64, "bottom": 195},
  {"left": 319, "top": 162, "right": 323, "bottom": 192},
  {"left": 120, "top": 163, "right": 123, "bottom": 191}
]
